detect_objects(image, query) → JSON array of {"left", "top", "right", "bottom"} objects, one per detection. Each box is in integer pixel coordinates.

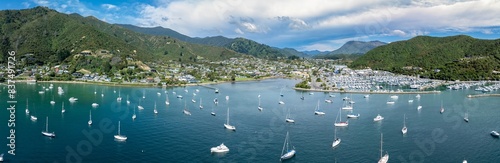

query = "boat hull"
[{"left": 280, "top": 150, "right": 296, "bottom": 160}]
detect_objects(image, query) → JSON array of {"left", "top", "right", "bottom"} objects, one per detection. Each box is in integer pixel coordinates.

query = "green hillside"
[
  {"left": 350, "top": 35, "right": 500, "bottom": 80},
  {"left": 0, "top": 7, "right": 240, "bottom": 70}
]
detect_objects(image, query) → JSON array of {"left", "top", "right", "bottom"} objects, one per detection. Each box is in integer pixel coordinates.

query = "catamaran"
[
  {"left": 378, "top": 133, "right": 389, "bottom": 163},
  {"left": 114, "top": 121, "right": 127, "bottom": 141},
  {"left": 280, "top": 131, "right": 296, "bottom": 161},
  {"left": 41, "top": 116, "right": 55, "bottom": 137},
  {"left": 314, "top": 100, "right": 326, "bottom": 115},
  {"left": 402, "top": 114, "right": 407, "bottom": 135},
  {"left": 211, "top": 143, "right": 230, "bottom": 153},
  {"left": 224, "top": 107, "right": 236, "bottom": 131}
]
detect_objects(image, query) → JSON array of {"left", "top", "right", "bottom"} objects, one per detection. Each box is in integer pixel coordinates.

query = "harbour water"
[{"left": 1, "top": 79, "right": 499, "bottom": 162}]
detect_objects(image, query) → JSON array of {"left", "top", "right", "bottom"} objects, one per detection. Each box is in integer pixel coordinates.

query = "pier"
[
  {"left": 294, "top": 88, "right": 441, "bottom": 94},
  {"left": 467, "top": 94, "right": 500, "bottom": 98}
]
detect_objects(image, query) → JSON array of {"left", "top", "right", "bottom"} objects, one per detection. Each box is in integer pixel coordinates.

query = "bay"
[{"left": 0, "top": 79, "right": 499, "bottom": 162}]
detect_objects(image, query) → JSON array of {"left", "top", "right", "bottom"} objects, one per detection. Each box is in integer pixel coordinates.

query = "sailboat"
[
  {"left": 332, "top": 127, "right": 341, "bottom": 148},
  {"left": 440, "top": 101, "right": 445, "bottom": 114},
  {"left": 199, "top": 98, "right": 203, "bottom": 109},
  {"left": 224, "top": 107, "right": 236, "bottom": 131},
  {"left": 114, "top": 121, "right": 127, "bottom": 141},
  {"left": 25, "top": 99, "right": 30, "bottom": 114},
  {"left": 116, "top": 91, "right": 122, "bottom": 102},
  {"left": 132, "top": 106, "right": 137, "bottom": 120},
  {"left": 285, "top": 108, "right": 295, "bottom": 123},
  {"left": 341, "top": 100, "right": 353, "bottom": 110},
  {"left": 346, "top": 110, "right": 360, "bottom": 118},
  {"left": 41, "top": 116, "right": 55, "bottom": 137},
  {"left": 30, "top": 104, "right": 37, "bottom": 121},
  {"left": 137, "top": 99, "right": 144, "bottom": 110},
  {"left": 408, "top": 94, "right": 414, "bottom": 103},
  {"left": 183, "top": 101, "right": 191, "bottom": 115},
  {"left": 88, "top": 110, "right": 92, "bottom": 125},
  {"left": 258, "top": 95, "right": 263, "bottom": 111},
  {"left": 61, "top": 102, "right": 65, "bottom": 113},
  {"left": 50, "top": 96, "right": 55, "bottom": 105},
  {"left": 142, "top": 90, "right": 146, "bottom": 99},
  {"left": 314, "top": 100, "right": 325, "bottom": 115},
  {"left": 402, "top": 114, "right": 407, "bottom": 135},
  {"left": 464, "top": 109, "right": 469, "bottom": 123},
  {"left": 154, "top": 102, "right": 158, "bottom": 114},
  {"left": 211, "top": 106, "right": 216, "bottom": 116},
  {"left": 378, "top": 133, "right": 389, "bottom": 163},
  {"left": 126, "top": 95, "right": 130, "bottom": 105},
  {"left": 165, "top": 94, "right": 170, "bottom": 105},
  {"left": 334, "top": 107, "right": 348, "bottom": 127},
  {"left": 280, "top": 131, "right": 296, "bottom": 161}
]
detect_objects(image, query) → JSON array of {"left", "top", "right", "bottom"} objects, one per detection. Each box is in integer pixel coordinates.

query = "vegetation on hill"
[
  {"left": 350, "top": 35, "right": 500, "bottom": 80},
  {"left": 0, "top": 6, "right": 241, "bottom": 72}
]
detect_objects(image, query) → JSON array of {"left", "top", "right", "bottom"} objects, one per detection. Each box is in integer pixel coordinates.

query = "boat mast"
[
  {"left": 226, "top": 107, "right": 230, "bottom": 125},
  {"left": 118, "top": 121, "right": 121, "bottom": 135},
  {"left": 46, "top": 117, "right": 49, "bottom": 132},
  {"left": 380, "top": 133, "right": 383, "bottom": 159}
]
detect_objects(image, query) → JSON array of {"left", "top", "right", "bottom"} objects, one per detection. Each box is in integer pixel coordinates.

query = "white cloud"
[
  {"left": 101, "top": 4, "right": 119, "bottom": 10},
  {"left": 234, "top": 28, "right": 244, "bottom": 34},
  {"left": 391, "top": 30, "right": 406, "bottom": 37},
  {"left": 482, "top": 29, "right": 493, "bottom": 34},
  {"left": 32, "top": 0, "right": 50, "bottom": 6}
]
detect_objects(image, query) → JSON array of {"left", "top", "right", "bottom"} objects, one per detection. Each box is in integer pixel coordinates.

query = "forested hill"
[{"left": 350, "top": 35, "right": 500, "bottom": 80}]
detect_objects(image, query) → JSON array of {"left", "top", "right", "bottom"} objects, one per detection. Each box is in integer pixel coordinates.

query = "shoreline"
[
  {"left": 293, "top": 87, "right": 441, "bottom": 94},
  {"left": 11, "top": 76, "right": 289, "bottom": 88},
  {"left": 467, "top": 94, "right": 500, "bottom": 98}
]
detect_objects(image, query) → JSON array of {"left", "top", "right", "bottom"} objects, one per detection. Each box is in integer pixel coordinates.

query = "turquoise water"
[{"left": 0, "top": 79, "right": 499, "bottom": 162}]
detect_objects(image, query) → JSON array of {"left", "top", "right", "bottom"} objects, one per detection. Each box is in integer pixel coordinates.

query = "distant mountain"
[
  {"left": 330, "top": 41, "right": 387, "bottom": 55},
  {"left": 0, "top": 7, "right": 240, "bottom": 71},
  {"left": 313, "top": 41, "right": 386, "bottom": 59},
  {"left": 301, "top": 50, "right": 331, "bottom": 56},
  {"left": 351, "top": 35, "right": 500, "bottom": 80},
  {"left": 118, "top": 24, "right": 305, "bottom": 58}
]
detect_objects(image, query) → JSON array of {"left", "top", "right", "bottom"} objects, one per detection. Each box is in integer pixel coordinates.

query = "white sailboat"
[
  {"left": 25, "top": 99, "right": 30, "bottom": 114},
  {"left": 126, "top": 95, "right": 130, "bottom": 105},
  {"left": 183, "top": 101, "right": 191, "bottom": 116},
  {"left": 165, "top": 94, "right": 170, "bottom": 105},
  {"left": 154, "top": 102, "right": 158, "bottom": 114},
  {"left": 199, "top": 98, "right": 203, "bottom": 109},
  {"left": 30, "top": 104, "right": 37, "bottom": 121},
  {"left": 114, "top": 121, "right": 127, "bottom": 141},
  {"left": 224, "top": 107, "right": 236, "bottom": 130},
  {"left": 211, "top": 106, "right": 216, "bottom": 116},
  {"left": 334, "top": 107, "right": 348, "bottom": 127},
  {"left": 402, "top": 114, "right": 407, "bottom": 135},
  {"left": 88, "top": 110, "right": 92, "bottom": 125},
  {"left": 464, "top": 109, "right": 469, "bottom": 123},
  {"left": 116, "top": 91, "right": 122, "bottom": 102},
  {"left": 258, "top": 95, "right": 263, "bottom": 111},
  {"left": 378, "top": 133, "right": 389, "bottom": 163},
  {"left": 142, "top": 90, "right": 145, "bottom": 99},
  {"left": 280, "top": 131, "right": 296, "bottom": 161},
  {"left": 341, "top": 100, "right": 353, "bottom": 110},
  {"left": 137, "top": 99, "right": 144, "bottom": 110},
  {"left": 440, "top": 101, "right": 445, "bottom": 114},
  {"left": 61, "top": 102, "right": 65, "bottom": 113},
  {"left": 417, "top": 105, "right": 422, "bottom": 110},
  {"left": 285, "top": 108, "right": 295, "bottom": 123},
  {"left": 346, "top": 110, "right": 360, "bottom": 118},
  {"left": 210, "top": 143, "right": 229, "bottom": 153},
  {"left": 92, "top": 103, "right": 99, "bottom": 108},
  {"left": 50, "top": 96, "right": 55, "bottom": 105},
  {"left": 314, "top": 100, "right": 325, "bottom": 115},
  {"left": 41, "top": 116, "right": 55, "bottom": 137},
  {"left": 132, "top": 106, "right": 137, "bottom": 120},
  {"left": 332, "top": 127, "right": 341, "bottom": 148}
]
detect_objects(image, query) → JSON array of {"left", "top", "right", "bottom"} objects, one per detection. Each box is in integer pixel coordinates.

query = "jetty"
[{"left": 467, "top": 94, "right": 500, "bottom": 98}]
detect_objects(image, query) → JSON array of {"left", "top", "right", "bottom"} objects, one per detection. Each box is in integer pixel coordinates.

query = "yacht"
[
  {"left": 332, "top": 127, "right": 341, "bottom": 148},
  {"left": 114, "top": 121, "right": 127, "bottom": 141},
  {"left": 224, "top": 107, "right": 236, "bottom": 131},
  {"left": 378, "top": 133, "right": 389, "bottom": 163},
  {"left": 210, "top": 143, "right": 229, "bottom": 153},
  {"left": 334, "top": 107, "right": 348, "bottom": 127},
  {"left": 280, "top": 132, "right": 296, "bottom": 161},
  {"left": 491, "top": 131, "right": 500, "bottom": 137},
  {"left": 41, "top": 117, "right": 55, "bottom": 137},
  {"left": 314, "top": 101, "right": 326, "bottom": 115},
  {"left": 374, "top": 114, "right": 384, "bottom": 122}
]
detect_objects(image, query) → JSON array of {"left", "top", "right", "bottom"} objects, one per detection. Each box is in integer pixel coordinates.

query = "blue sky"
[{"left": 1, "top": 0, "right": 500, "bottom": 51}]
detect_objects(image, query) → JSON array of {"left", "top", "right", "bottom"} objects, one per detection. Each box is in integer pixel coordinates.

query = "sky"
[{"left": 1, "top": 0, "right": 500, "bottom": 51}]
